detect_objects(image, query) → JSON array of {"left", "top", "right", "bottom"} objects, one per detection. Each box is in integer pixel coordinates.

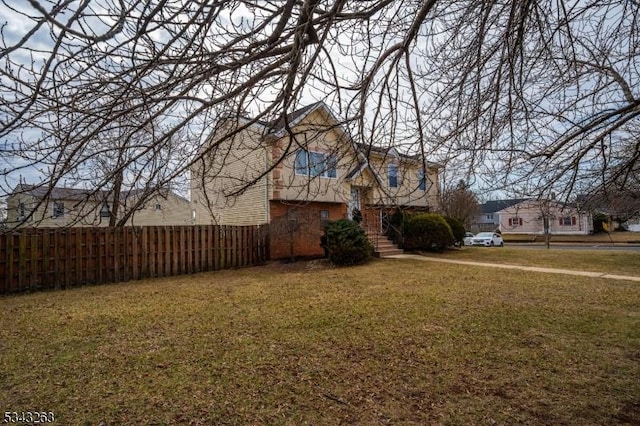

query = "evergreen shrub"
[
  {"left": 444, "top": 216, "right": 466, "bottom": 244},
  {"left": 324, "top": 219, "right": 373, "bottom": 266},
  {"left": 404, "top": 213, "right": 454, "bottom": 252}
]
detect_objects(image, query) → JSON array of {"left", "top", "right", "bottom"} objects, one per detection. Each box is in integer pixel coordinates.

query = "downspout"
[{"left": 264, "top": 147, "right": 270, "bottom": 224}]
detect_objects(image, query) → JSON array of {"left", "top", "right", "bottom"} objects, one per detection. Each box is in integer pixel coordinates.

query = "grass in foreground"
[
  {"left": 1, "top": 259, "right": 639, "bottom": 425},
  {"left": 432, "top": 246, "right": 640, "bottom": 276}
]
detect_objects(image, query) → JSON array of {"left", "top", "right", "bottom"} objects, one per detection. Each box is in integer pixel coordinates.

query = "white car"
[
  {"left": 470, "top": 232, "right": 504, "bottom": 247},
  {"left": 463, "top": 232, "right": 474, "bottom": 246}
]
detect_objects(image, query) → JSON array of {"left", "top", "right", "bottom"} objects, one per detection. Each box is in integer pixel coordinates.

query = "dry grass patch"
[
  {"left": 503, "top": 232, "right": 640, "bottom": 243},
  {"left": 435, "top": 247, "right": 640, "bottom": 276},
  {"left": 1, "top": 259, "right": 639, "bottom": 425}
]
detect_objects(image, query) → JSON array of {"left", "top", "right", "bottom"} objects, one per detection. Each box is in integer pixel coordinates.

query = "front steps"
[{"left": 365, "top": 231, "right": 403, "bottom": 258}]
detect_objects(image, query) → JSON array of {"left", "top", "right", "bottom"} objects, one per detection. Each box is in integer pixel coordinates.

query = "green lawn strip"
[
  {"left": 1, "top": 260, "right": 639, "bottom": 424},
  {"left": 431, "top": 247, "right": 640, "bottom": 276}
]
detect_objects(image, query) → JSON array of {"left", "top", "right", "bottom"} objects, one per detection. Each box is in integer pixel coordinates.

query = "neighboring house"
[
  {"left": 576, "top": 192, "right": 640, "bottom": 232},
  {"left": 191, "top": 102, "right": 441, "bottom": 259},
  {"left": 627, "top": 217, "right": 640, "bottom": 232},
  {"left": 474, "top": 199, "right": 525, "bottom": 232},
  {"left": 6, "top": 184, "right": 193, "bottom": 228},
  {"left": 496, "top": 199, "right": 593, "bottom": 235}
]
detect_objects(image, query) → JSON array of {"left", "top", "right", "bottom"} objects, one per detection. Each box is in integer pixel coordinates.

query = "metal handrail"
[
  {"left": 360, "top": 220, "right": 380, "bottom": 250},
  {"left": 384, "top": 221, "right": 404, "bottom": 248}
]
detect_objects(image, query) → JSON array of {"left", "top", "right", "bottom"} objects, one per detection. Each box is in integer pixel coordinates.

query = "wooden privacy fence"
[{"left": 0, "top": 225, "right": 269, "bottom": 294}]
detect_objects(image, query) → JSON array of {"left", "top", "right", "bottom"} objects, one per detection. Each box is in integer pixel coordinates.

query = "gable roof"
[
  {"left": 480, "top": 199, "right": 527, "bottom": 214},
  {"left": 223, "top": 102, "right": 442, "bottom": 186},
  {"left": 354, "top": 143, "right": 441, "bottom": 168},
  {"left": 490, "top": 198, "right": 581, "bottom": 214},
  {"left": 11, "top": 184, "right": 107, "bottom": 202},
  {"left": 265, "top": 102, "right": 326, "bottom": 134},
  {"left": 11, "top": 184, "right": 187, "bottom": 204}
]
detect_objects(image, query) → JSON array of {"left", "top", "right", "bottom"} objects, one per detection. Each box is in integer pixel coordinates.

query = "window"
[
  {"left": 560, "top": 216, "right": 576, "bottom": 226},
  {"left": 100, "top": 203, "right": 110, "bottom": 218},
  {"left": 417, "top": 170, "right": 427, "bottom": 191},
  {"left": 486, "top": 214, "right": 494, "bottom": 220},
  {"left": 18, "top": 202, "right": 26, "bottom": 219},
  {"left": 155, "top": 203, "right": 163, "bottom": 211},
  {"left": 320, "top": 210, "right": 329, "bottom": 223},
  {"left": 388, "top": 164, "right": 398, "bottom": 188},
  {"left": 294, "top": 149, "right": 337, "bottom": 178},
  {"left": 294, "top": 149, "right": 308, "bottom": 175},
  {"left": 53, "top": 202, "right": 64, "bottom": 218},
  {"left": 508, "top": 217, "right": 523, "bottom": 226}
]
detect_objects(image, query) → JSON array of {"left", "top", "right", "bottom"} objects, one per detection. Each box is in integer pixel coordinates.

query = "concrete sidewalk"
[{"left": 386, "top": 254, "right": 640, "bottom": 283}]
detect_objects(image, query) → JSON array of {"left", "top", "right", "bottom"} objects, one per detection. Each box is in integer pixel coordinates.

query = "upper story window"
[
  {"left": 486, "top": 214, "right": 494, "bottom": 220},
  {"left": 417, "top": 169, "right": 427, "bottom": 191},
  {"left": 18, "top": 202, "right": 26, "bottom": 219},
  {"left": 388, "top": 164, "right": 399, "bottom": 188},
  {"left": 52, "top": 201, "right": 65, "bottom": 218},
  {"left": 294, "top": 149, "right": 337, "bottom": 178},
  {"left": 155, "top": 203, "right": 163, "bottom": 211},
  {"left": 100, "top": 203, "right": 110, "bottom": 218}
]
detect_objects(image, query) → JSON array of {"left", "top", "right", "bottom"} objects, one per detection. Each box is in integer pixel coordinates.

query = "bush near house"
[
  {"left": 351, "top": 208, "right": 362, "bottom": 224},
  {"left": 404, "top": 213, "right": 455, "bottom": 252},
  {"left": 385, "top": 207, "right": 407, "bottom": 247},
  {"left": 444, "top": 216, "right": 465, "bottom": 243},
  {"left": 324, "top": 219, "right": 374, "bottom": 266}
]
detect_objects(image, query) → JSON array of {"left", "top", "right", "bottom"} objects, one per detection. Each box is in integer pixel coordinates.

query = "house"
[
  {"left": 496, "top": 199, "right": 593, "bottom": 235},
  {"left": 474, "top": 199, "right": 525, "bottom": 232},
  {"left": 191, "top": 102, "right": 441, "bottom": 259},
  {"left": 6, "top": 184, "right": 193, "bottom": 227},
  {"left": 576, "top": 191, "right": 640, "bottom": 232}
]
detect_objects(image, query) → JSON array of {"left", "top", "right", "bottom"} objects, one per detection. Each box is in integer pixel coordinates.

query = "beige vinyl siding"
[
  {"left": 498, "top": 200, "right": 592, "bottom": 235},
  {"left": 191, "top": 123, "right": 269, "bottom": 226},
  {"left": 366, "top": 157, "right": 439, "bottom": 209},
  {"left": 123, "top": 193, "right": 192, "bottom": 226},
  {"left": 6, "top": 192, "right": 192, "bottom": 228},
  {"left": 6, "top": 195, "right": 110, "bottom": 227},
  {"left": 274, "top": 108, "right": 358, "bottom": 204}
]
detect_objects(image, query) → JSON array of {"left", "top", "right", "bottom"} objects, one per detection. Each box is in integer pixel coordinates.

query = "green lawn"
[{"left": 1, "top": 256, "right": 639, "bottom": 425}]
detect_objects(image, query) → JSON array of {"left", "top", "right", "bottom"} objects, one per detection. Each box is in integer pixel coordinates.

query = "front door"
[{"left": 348, "top": 188, "right": 360, "bottom": 220}]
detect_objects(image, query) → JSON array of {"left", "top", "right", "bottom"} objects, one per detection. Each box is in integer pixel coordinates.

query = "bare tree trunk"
[{"left": 109, "top": 169, "right": 124, "bottom": 227}]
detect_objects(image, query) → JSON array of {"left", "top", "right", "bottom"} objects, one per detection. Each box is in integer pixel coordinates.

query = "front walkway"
[{"left": 386, "top": 254, "right": 640, "bottom": 283}]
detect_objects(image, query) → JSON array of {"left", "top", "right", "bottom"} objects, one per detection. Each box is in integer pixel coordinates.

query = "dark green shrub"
[
  {"left": 386, "top": 208, "right": 407, "bottom": 247},
  {"left": 404, "top": 213, "right": 454, "bottom": 252},
  {"left": 389, "top": 208, "right": 406, "bottom": 229},
  {"left": 324, "top": 219, "right": 373, "bottom": 266},
  {"left": 444, "top": 216, "right": 465, "bottom": 243},
  {"left": 351, "top": 208, "right": 362, "bottom": 224},
  {"left": 593, "top": 213, "right": 608, "bottom": 233}
]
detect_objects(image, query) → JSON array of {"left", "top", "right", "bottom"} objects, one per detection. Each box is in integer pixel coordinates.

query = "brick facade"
[{"left": 269, "top": 201, "right": 347, "bottom": 260}]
